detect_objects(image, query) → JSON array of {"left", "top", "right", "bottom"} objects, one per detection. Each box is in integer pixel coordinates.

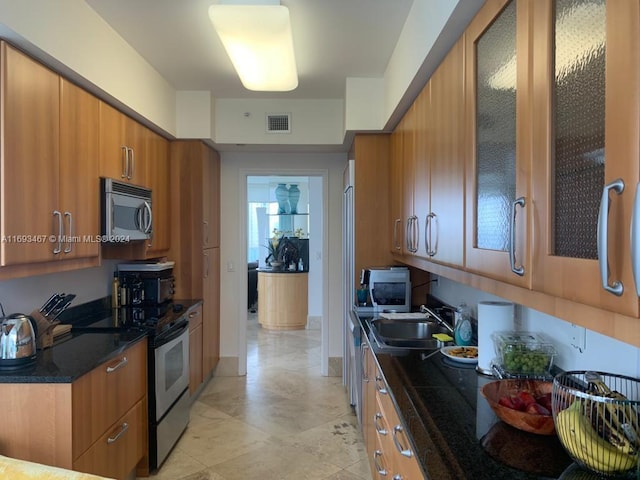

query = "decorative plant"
[{"left": 264, "top": 228, "right": 283, "bottom": 264}]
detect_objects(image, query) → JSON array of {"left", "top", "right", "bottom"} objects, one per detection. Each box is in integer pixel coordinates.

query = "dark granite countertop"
[
  {"left": 357, "top": 311, "right": 575, "bottom": 480},
  {"left": 0, "top": 298, "right": 202, "bottom": 384},
  {"left": 257, "top": 268, "right": 309, "bottom": 274}
]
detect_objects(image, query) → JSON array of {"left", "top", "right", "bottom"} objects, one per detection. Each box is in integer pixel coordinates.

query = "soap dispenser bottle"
[{"left": 454, "top": 302, "right": 473, "bottom": 346}]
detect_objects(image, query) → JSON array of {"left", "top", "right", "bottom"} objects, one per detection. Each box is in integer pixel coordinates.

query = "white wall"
[
  {"left": 430, "top": 275, "right": 640, "bottom": 378},
  {"left": 0, "top": 0, "right": 176, "bottom": 135},
  {"left": 220, "top": 152, "right": 347, "bottom": 375},
  {"left": 0, "top": 261, "right": 119, "bottom": 315}
]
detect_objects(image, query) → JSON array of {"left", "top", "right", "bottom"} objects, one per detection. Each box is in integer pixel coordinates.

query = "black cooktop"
[{"left": 64, "top": 299, "right": 189, "bottom": 337}]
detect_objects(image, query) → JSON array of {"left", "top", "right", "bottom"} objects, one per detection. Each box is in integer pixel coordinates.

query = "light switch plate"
[{"left": 569, "top": 323, "right": 586, "bottom": 352}]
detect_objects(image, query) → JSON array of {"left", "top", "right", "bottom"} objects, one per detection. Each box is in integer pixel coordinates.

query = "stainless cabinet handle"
[
  {"left": 375, "top": 374, "right": 387, "bottom": 395},
  {"left": 106, "top": 356, "right": 128, "bottom": 373},
  {"left": 127, "top": 147, "right": 134, "bottom": 179},
  {"left": 63, "top": 211, "right": 72, "bottom": 253},
  {"left": 413, "top": 216, "right": 419, "bottom": 254},
  {"left": 405, "top": 217, "right": 412, "bottom": 252},
  {"left": 393, "top": 218, "right": 401, "bottom": 251},
  {"left": 426, "top": 212, "right": 437, "bottom": 257},
  {"left": 107, "top": 422, "right": 129, "bottom": 444},
  {"left": 392, "top": 425, "right": 413, "bottom": 458},
  {"left": 203, "top": 220, "right": 209, "bottom": 245},
  {"left": 373, "top": 450, "right": 388, "bottom": 477},
  {"left": 373, "top": 412, "right": 388, "bottom": 435},
  {"left": 361, "top": 344, "right": 370, "bottom": 383},
  {"left": 121, "top": 146, "right": 128, "bottom": 178},
  {"left": 204, "top": 252, "right": 210, "bottom": 279},
  {"left": 598, "top": 179, "right": 624, "bottom": 296},
  {"left": 53, "top": 210, "right": 62, "bottom": 254},
  {"left": 631, "top": 183, "right": 640, "bottom": 295},
  {"left": 509, "top": 197, "right": 526, "bottom": 276}
]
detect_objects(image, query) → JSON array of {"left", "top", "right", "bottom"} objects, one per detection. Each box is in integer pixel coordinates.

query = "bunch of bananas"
[{"left": 555, "top": 373, "right": 640, "bottom": 474}]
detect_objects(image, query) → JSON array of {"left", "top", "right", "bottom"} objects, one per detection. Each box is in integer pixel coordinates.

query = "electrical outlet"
[
  {"left": 569, "top": 323, "right": 586, "bottom": 352},
  {"left": 226, "top": 261, "right": 235, "bottom": 272}
]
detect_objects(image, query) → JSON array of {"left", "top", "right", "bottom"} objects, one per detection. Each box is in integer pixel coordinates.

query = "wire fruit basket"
[{"left": 552, "top": 371, "right": 640, "bottom": 477}]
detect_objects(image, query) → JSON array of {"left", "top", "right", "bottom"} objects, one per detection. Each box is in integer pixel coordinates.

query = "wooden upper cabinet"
[
  {"left": 411, "top": 88, "right": 430, "bottom": 260},
  {"left": 0, "top": 42, "right": 60, "bottom": 265},
  {"left": 427, "top": 37, "right": 465, "bottom": 268},
  {"left": 464, "top": 0, "right": 532, "bottom": 287},
  {"left": 351, "top": 135, "right": 392, "bottom": 276},
  {"left": 400, "top": 104, "right": 418, "bottom": 256},
  {"left": 145, "top": 131, "right": 170, "bottom": 256},
  {"left": 99, "top": 101, "right": 148, "bottom": 188},
  {"left": 203, "top": 147, "right": 220, "bottom": 249},
  {"left": 389, "top": 127, "right": 403, "bottom": 254},
  {"left": 530, "top": 0, "right": 640, "bottom": 316},
  {"left": 59, "top": 78, "right": 100, "bottom": 261}
]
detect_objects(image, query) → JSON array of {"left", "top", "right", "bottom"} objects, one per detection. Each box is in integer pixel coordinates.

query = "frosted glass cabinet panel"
[
  {"left": 475, "top": 0, "right": 517, "bottom": 252},
  {"left": 465, "top": 0, "right": 532, "bottom": 287},
  {"left": 531, "top": 0, "right": 640, "bottom": 317}
]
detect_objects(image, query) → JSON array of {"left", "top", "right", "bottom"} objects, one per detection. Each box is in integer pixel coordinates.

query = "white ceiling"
[{"left": 85, "top": 0, "right": 414, "bottom": 101}]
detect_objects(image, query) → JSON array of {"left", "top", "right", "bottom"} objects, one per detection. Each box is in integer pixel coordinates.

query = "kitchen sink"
[{"left": 369, "top": 318, "right": 449, "bottom": 349}]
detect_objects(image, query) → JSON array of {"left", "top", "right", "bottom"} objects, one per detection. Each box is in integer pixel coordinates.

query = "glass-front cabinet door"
[
  {"left": 465, "top": 0, "right": 532, "bottom": 287},
  {"left": 531, "top": 0, "right": 640, "bottom": 316}
]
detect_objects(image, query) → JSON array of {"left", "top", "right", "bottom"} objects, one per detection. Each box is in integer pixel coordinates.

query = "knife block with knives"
[
  {"left": 31, "top": 310, "right": 58, "bottom": 350},
  {"left": 34, "top": 293, "right": 76, "bottom": 349}
]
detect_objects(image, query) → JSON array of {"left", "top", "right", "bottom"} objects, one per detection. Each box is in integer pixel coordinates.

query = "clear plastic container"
[{"left": 493, "top": 331, "right": 557, "bottom": 376}]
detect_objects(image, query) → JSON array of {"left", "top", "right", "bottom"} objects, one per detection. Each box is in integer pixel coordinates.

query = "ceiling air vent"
[{"left": 266, "top": 113, "right": 291, "bottom": 133}]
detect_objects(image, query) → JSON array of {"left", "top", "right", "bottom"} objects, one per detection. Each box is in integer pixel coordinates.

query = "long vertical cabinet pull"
[
  {"left": 597, "top": 179, "right": 624, "bottom": 296},
  {"left": 405, "top": 218, "right": 412, "bottom": 252},
  {"left": 509, "top": 197, "right": 526, "bottom": 276},
  {"left": 63, "top": 212, "right": 72, "bottom": 253},
  {"left": 393, "top": 219, "right": 402, "bottom": 251},
  {"left": 631, "top": 183, "right": 640, "bottom": 295},
  {"left": 426, "top": 212, "right": 437, "bottom": 257},
  {"left": 127, "top": 147, "right": 135, "bottom": 180},
  {"left": 121, "top": 146, "right": 128, "bottom": 179},
  {"left": 52, "top": 210, "right": 62, "bottom": 254},
  {"left": 361, "top": 344, "right": 370, "bottom": 383},
  {"left": 412, "top": 216, "right": 419, "bottom": 254}
]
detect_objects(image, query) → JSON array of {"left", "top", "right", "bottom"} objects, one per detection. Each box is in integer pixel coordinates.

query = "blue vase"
[
  {"left": 275, "top": 183, "right": 290, "bottom": 214},
  {"left": 288, "top": 184, "right": 300, "bottom": 214}
]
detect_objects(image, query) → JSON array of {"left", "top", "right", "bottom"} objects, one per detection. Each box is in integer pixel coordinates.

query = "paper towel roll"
[{"left": 476, "top": 301, "right": 514, "bottom": 375}]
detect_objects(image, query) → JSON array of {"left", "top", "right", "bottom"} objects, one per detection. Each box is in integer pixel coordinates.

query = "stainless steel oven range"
[{"left": 146, "top": 307, "right": 190, "bottom": 471}]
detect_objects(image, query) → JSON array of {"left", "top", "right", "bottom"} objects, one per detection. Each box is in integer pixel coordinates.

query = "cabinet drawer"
[
  {"left": 73, "top": 398, "right": 145, "bottom": 479},
  {"left": 72, "top": 339, "right": 147, "bottom": 456}
]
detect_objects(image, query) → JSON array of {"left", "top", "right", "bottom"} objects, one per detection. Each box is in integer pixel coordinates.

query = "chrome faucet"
[{"left": 419, "top": 305, "right": 454, "bottom": 334}]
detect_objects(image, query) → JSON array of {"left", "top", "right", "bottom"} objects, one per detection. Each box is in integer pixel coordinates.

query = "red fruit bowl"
[{"left": 481, "top": 379, "right": 556, "bottom": 435}]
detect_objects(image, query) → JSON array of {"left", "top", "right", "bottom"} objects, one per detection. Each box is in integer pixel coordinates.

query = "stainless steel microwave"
[{"left": 101, "top": 178, "right": 152, "bottom": 241}]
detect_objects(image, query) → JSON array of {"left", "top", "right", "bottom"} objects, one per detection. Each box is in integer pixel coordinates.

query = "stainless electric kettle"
[{"left": 0, "top": 313, "right": 37, "bottom": 369}]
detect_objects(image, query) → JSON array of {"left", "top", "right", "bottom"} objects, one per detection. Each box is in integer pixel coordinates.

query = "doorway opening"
[{"left": 239, "top": 172, "right": 327, "bottom": 377}]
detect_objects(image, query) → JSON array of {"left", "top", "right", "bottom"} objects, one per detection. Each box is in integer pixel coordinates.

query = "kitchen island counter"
[{"left": 357, "top": 311, "right": 575, "bottom": 479}]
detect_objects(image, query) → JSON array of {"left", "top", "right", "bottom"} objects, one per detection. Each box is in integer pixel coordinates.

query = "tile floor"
[{"left": 145, "top": 312, "right": 371, "bottom": 480}]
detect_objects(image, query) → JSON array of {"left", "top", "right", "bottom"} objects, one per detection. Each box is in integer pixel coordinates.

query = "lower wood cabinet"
[
  {"left": 0, "top": 339, "right": 148, "bottom": 480},
  {"left": 73, "top": 398, "right": 146, "bottom": 479},
  {"left": 363, "top": 342, "right": 425, "bottom": 479}
]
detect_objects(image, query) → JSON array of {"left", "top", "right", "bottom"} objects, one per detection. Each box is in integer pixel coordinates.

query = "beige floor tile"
[
  {"left": 146, "top": 449, "right": 208, "bottom": 480},
  {"left": 208, "top": 440, "right": 342, "bottom": 480}
]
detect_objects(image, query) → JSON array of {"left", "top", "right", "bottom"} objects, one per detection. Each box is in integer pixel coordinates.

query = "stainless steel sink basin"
[{"left": 369, "top": 318, "right": 449, "bottom": 349}]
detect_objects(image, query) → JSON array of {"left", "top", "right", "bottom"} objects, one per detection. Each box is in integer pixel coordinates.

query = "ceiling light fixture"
[{"left": 208, "top": 1, "right": 298, "bottom": 92}]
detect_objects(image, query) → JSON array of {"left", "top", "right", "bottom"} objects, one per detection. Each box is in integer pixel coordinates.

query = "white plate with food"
[{"left": 441, "top": 346, "right": 479, "bottom": 364}]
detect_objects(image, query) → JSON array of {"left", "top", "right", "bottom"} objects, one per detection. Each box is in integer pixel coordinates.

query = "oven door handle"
[{"left": 154, "top": 320, "right": 189, "bottom": 347}]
